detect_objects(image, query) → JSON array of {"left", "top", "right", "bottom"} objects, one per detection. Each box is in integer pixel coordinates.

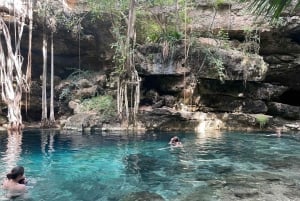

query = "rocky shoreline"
[{"left": 1, "top": 108, "right": 297, "bottom": 134}]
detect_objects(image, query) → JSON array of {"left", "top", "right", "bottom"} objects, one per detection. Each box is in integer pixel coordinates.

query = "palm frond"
[{"left": 240, "top": 0, "right": 299, "bottom": 19}]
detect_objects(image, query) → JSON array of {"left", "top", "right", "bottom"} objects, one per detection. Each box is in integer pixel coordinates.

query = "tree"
[
  {"left": 0, "top": 0, "right": 32, "bottom": 130},
  {"left": 110, "top": 0, "right": 141, "bottom": 126},
  {"left": 241, "top": 0, "right": 300, "bottom": 19},
  {"left": 38, "top": 1, "right": 58, "bottom": 128},
  {"left": 49, "top": 31, "right": 55, "bottom": 125},
  {"left": 87, "top": 0, "right": 193, "bottom": 126},
  {"left": 41, "top": 20, "right": 48, "bottom": 127},
  {"left": 88, "top": 0, "right": 140, "bottom": 126}
]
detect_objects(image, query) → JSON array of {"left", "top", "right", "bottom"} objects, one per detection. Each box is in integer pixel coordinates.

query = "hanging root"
[{"left": 117, "top": 69, "right": 141, "bottom": 127}]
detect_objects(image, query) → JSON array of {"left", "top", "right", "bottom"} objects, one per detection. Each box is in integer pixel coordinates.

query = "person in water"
[
  {"left": 266, "top": 127, "right": 282, "bottom": 138},
  {"left": 276, "top": 127, "right": 282, "bottom": 137},
  {"left": 1, "top": 166, "right": 27, "bottom": 198},
  {"left": 168, "top": 136, "right": 183, "bottom": 147}
]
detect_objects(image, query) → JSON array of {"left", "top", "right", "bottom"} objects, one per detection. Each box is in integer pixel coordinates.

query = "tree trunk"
[
  {"left": 26, "top": 0, "right": 33, "bottom": 85},
  {"left": 0, "top": 16, "right": 26, "bottom": 130},
  {"left": 25, "top": 0, "right": 33, "bottom": 116},
  {"left": 0, "top": 1, "right": 32, "bottom": 131},
  {"left": 49, "top": 31, "right": 55, "bottom": 125},
  {"left": 117, "top": 0, "right": 140, "bottom": 126},
  {"left": 41, "top": 30, "right": 48, "bottom": 127},
  {"left": 175, "top": 0, "right": 179, "bottom": 32}
]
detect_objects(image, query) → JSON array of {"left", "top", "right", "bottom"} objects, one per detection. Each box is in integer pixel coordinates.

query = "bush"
[
  {"left": 79, "top": 95, "right": 116, "bottom": 119},
  {"left": 255, "top": 114, "right": 270, "bottom": 128}
]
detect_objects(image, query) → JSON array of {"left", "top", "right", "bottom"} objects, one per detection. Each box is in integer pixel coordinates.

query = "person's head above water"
[
  {"left": 170, "top": 136, "right": 180, "bottom": 143},
  {"left": 6, "top": 166, "right": 24, "bottom": 181},
  {"left": 173, "top": 137, "right": 179, "bottom": 142},
  {"left": 2, "top": 165, "right": 27, "bottom": 197}
]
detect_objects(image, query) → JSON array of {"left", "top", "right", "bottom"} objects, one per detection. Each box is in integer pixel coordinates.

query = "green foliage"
[
  {"left": 67, "top": 69, "right": 94, "bottom": 82},
  {"left": 270, "top": 17, "right": 286, "bottom": 28},
  {"left": 146, "top": 32, "right": 160, "bottom": 43},
  {"left": 210, "top": 57, "right": 225, "bottom": 82},
  {"left": 216, "top": 29, "right": 229, "bottom": 41},
  {"left": 86, "top": 0, "right": 190, "bottom": 74},
  {"left": 147, "top": 30, "right": 183, "bottom": 44},
  {"left": 87, "top": 0, "right": 131, "bottom": 76},
  {"left": 254, "top": 114, "right": 270, "bottom": 128},
  {"left": 87, "top": 0, "right": 190, "bottom": 46},
  {"left": 205, "top": 48, "right": 226, "bottom": 82},
  {"left": 138, "top": 0, "right": 192, "bottom": 44},
  {"left": 216, "top": 29, "right": 230, "bottom": 49},
  {"left": 141, "top": 0, "right": 178, "bottom": 7},
  {"left": 59, "top": 87, "right": 72, "bottom": 101},
  {"left": 161, "top": 31, "right": 183, "bottom": 44},
  {"left": 239, "top": 0, "right": 299, "bottom": 19},
  {"left": 110, "top": 26, "right": 127, "bottom": 76},
  {"left": 213, "top": 0, "right": 228, "bottom": 8},
  {"left": 136, "top": 15, "right": 160, "bottom": 43},
  {"left": 79, "top": 95, "right": 116, "bottom": 118},
  {"left": 56, "top": 13, "right": 83, "bottom": 34},
  {"left": 242, "top": 27, "right": 260, "bottom": 54},
  {"left": 59, "top": 69, "right": 95, "bottom": 101},
  {"left": 87, "top": 0, "right": 129, "bottom": 21},
  {"left": 36, "top": 1, "right": 82, "bottom": 33}
]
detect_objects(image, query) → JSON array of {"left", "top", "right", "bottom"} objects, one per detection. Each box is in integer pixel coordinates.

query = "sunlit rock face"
[
  {"left": 189, "top": 1, "right": 270, "bottom": 32},
  {"left": 189, "top": 0, "right": 300, "bottom": 91},
  {"left": 136, "top": 45, "right": 189, "bottom": 76},
  {"left": 137, "top": 45, "right": 268, "bottom": 81},
  {"left": 188, "top": 48, "right": 268, "bottom": 81}
]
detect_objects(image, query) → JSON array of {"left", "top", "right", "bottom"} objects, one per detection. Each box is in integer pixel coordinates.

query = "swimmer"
[
  {"left": 1, "top": 166, "right": 27, "bottom": 198},
  {"left": 266, "top": 127, "right": 282, "bottom": 137},
  {"left": 168, "top": 136, "right": 183, "bottom": 147},
  {"left": 276, "top": 127, "right": 282, "bottom": 137}
]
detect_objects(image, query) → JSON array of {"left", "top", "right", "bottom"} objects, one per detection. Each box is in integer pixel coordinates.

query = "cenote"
[{"left": 0, "top": 130, "right": 300, "bottom": 201}]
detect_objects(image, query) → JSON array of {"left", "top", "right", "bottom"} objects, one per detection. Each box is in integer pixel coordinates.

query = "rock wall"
[
  {"left": 1, "top": 0, "right": 300, "bottom": 131},
  {"left": 134, "top": 1, "right": 300, "bottom": 131}
]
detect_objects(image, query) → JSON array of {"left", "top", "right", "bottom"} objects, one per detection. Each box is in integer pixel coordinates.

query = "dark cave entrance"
[
  {"left": 290, "top": 32, "right": 300, "bottom": 44},
  {"left": 279, "top": 89, "right": 300, "bottom": 106}
]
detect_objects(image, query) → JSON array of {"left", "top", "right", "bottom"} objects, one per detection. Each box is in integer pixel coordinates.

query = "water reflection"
[
  {"left": 2, "top": 130, "right": 22, "bottom": 175},
  {"left": 41, "top": 130, "right": 56, "bottom": 156},
  {"left": 194, "top": 130, "right": 223, "bottom": 145}
]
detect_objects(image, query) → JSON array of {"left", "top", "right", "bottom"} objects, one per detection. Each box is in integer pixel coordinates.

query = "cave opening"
[
  {"left": 279, "top": 89, "right": 300, "bottom": 106},
  {"left": 290, "top": 32, "right": 300, "bottom": 44},
  {"left": 141, "top": 75, "right": 182, "bottom": 95}
]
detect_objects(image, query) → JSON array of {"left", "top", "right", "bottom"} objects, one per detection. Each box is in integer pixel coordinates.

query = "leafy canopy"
[{"left": 86, "top": 0, "right": 187, "bottom": 47}]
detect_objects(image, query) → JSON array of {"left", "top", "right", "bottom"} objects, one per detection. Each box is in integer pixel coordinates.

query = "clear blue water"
[{"left": 0, "top": 130, "right": 300, "bottom": 201}]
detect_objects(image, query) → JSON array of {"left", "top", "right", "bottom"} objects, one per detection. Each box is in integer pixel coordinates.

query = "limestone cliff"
[{"left": 1, "top": 0, "right": 300, "bottom": 132}]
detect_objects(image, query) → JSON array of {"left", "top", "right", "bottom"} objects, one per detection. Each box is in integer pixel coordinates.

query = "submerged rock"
[
  {"left": 233, "top": 187, "right": 259, "bottom": 199},
  {"left": 123, "top": 153, "right": 158, "bottom": 174},
  {"left": 121, "top": 191, "right": 165, "bottom": 201}
]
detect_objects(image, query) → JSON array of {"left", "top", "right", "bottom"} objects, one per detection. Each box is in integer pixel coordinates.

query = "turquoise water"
[{"left": 0, "top": 130, "right": 300, "bottom": 201}]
